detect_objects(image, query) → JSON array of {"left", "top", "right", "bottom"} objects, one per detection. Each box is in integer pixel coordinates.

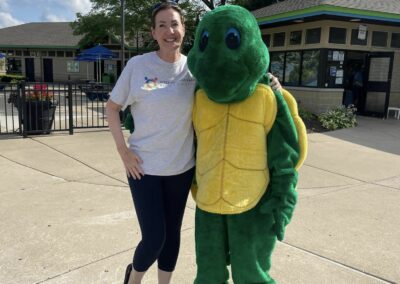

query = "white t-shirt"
[{"left": 110, "top": 51, "right": 196, "bottom": 176}]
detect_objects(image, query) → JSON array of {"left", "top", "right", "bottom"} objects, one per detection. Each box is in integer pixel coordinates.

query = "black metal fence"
[{"left": 0, "top": 81, "right": 118, "bottom": 136}]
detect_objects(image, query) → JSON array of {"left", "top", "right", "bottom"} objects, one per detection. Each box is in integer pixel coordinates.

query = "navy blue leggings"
[{"left": 127, "top": 167, "right": 194, "bottom": 272}]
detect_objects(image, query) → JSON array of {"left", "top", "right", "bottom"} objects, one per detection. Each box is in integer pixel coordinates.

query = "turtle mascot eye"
[
  {"left": 225, "top": 27, "right": 240, "bottom": 49},
  {"left": 199, "top": 30, "right": 209, "bottom": 52},
  {"left": 187, "top": 5, "right": 308, "bottom": 283}
]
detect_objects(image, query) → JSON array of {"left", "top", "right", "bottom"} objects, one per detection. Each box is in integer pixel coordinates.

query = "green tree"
[{"left": 71, "top": 0, "right": 203, "bottom": 53}]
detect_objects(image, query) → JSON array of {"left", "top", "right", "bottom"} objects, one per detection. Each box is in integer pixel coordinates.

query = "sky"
[{"left": 0, "top": 0, "right": 92, "bottom": 28}]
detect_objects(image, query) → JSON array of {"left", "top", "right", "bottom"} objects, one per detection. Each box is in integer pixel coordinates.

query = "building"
[
  {"left": 253, "top": 0, "right": 400, "bottom": 117},
  {"left": 0, "top": 22, "right": 139, "bottom": 83}
]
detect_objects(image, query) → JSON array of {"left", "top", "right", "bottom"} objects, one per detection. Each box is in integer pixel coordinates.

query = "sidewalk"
[{"left": 0, "top": 116, "right": 399, "bottom": 284}]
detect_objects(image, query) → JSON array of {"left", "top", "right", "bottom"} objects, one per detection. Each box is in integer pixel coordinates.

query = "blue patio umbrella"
[
  {"left": 76, "top": 45, "right": 117, "bottom": 82},
  {"left": 0, "top": 53, "right": 5, "bottom": 58}
]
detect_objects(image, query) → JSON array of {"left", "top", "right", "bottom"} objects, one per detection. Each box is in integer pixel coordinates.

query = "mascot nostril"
[{"left": 188, "top": 5, "right": 308, "bottom": 284}]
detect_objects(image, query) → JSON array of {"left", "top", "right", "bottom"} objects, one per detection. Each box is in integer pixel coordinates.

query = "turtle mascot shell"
[{"left": 187, "top": 5, "right": 307, "bottom": 283}]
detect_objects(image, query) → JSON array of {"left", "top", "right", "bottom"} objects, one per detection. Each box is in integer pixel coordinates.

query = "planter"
[{"left": 22, "top": 101, "right": 57, "bottom": 134}]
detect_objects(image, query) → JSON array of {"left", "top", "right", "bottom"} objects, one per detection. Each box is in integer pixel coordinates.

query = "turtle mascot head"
[{"left": 188, "top": 5, "right": 269, "bottom": 103}]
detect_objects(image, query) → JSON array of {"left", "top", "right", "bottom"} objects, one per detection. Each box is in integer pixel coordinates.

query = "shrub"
[
  {"left": 318, "top": 105, "right": 357, "bottom": 131},
  {"left": 299, "top": 107, "right": 313, "bottom": 121},
  {"left": 0, "top": 74, "right": 25, "bottom": 83}
]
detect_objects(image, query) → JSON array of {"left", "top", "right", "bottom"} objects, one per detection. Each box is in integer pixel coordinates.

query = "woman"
[
  {"left": 107, "top": 2, "right": 194, "bottom": 284},
  {"left": 107, "top": 2, "right": 282, "bottom": 284}
]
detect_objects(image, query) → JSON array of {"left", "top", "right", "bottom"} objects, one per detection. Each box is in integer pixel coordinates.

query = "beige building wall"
[
  {"left": 389, "top": 51, "right": 400, "bottom": 107},
  {"left": 286, "top": 87, "right": 343, "bottom": 114},
  {"left": 262, "top": 20, "right": 400, "bottom": 113}
]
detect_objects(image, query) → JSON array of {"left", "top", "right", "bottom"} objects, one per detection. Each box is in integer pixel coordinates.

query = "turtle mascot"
[{"left": 187, "top": 5, "right": 307, "bottom": 284}]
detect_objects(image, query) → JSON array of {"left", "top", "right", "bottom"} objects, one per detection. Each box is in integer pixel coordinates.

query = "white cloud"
[
  {"left": 0, "top": 11, "right": 23, "bottom": 28},
  {"left": 40, "top": 11, "right": 68, "bottom": 22},
  {"left": 58, "top": 0, "right": 91, "bottom": 14},
  {"left": 0, "top": 0, "right": 10, "bottom": 11}
]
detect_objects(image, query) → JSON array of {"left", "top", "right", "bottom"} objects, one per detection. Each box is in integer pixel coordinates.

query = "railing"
[{"left": 0, "top": 81, "right": 123, "bottom": 136}]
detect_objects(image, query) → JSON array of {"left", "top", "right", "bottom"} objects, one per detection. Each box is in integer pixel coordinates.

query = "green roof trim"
[{"left": 257, "top": 5, "right": 400, "bottom": 23}]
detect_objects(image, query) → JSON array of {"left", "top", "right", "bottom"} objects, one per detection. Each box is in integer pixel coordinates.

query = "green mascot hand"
[{"left": 260, "top": 191, "right": 297, "bottom": 241}]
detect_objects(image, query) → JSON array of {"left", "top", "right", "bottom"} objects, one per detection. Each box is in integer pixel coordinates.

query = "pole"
[{"left": 121, "top": 0, "right": 125, "bottom": 71}]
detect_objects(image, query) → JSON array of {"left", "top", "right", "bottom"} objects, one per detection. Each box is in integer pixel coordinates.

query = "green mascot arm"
[
  {"left": 261, "top": 89, "right": 300, "bottom": 241},
  {"left": 123, "top": 112, "right": 135, "bottom": 134}
]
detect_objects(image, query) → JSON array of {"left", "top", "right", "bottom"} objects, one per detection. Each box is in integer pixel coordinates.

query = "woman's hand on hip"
[{"left": 118, "top": 147, "right": 144, "bottom": 180}]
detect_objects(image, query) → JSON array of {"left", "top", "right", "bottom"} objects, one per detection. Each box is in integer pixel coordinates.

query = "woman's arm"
[{"left": 106, "top": 99, "right": 144, "bottom": 179}]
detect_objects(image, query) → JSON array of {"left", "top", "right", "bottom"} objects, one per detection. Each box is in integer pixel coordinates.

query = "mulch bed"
[{"left": 302, "top": 115, "right": 329, "bottom": 133}]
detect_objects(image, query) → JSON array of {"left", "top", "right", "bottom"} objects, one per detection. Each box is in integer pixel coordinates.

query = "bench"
[{"left": 387, "top": 107, "right": 400, "bottom": 120}]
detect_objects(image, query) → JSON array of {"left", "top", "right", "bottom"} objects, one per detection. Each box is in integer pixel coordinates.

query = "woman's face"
[{"left": 151, "top": 8, "right": 185, "bottom": 52}]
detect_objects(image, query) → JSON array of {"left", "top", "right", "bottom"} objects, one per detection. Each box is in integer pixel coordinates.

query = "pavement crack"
[
  {"left": 281, "top": 242, "right": 396, "bottom": 283},
  {"left": 35, "top": 227, "right": 195, "bottom": 283},
  {"left": 303, "top": 164, "right": 400, "bottom": 191},
  {"left": 34, "top": 248, "right": 134, "bottom": 283},
  {"left": 0, "top": 153, "right": 66, "bottom": 180},
  {"left": 31, "top": 138, "right": 128, "bottom": 185},
  {"left": 304, "top": 164, "right": 368, "bottom": 183}
]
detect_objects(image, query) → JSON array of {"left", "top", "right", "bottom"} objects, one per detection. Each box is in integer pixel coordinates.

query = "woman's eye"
[{"left": 225, "top": 27, "right": 241, "bottom": 49}]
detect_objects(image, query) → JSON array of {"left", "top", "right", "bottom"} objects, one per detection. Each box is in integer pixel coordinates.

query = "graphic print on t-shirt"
[{"left": 141, "top": 76, "right": 168, "bottom": 91}]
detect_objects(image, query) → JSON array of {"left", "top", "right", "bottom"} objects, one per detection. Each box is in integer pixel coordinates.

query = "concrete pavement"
[{"left": 0, "top": 116, "right": 399, "bottom": 284}]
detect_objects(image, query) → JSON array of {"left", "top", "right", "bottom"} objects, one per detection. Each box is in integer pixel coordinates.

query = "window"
[
  {"left": 23, "top": 51, "right": 30, "bottom": 56},
  {"left": 351, "top": 29, "right": 368, "bottom": 45},
  {"left": 15, "top": 50, "right": 22, "bottom": 56},
  {"left": 273, "top": 32, "right": 285, "bottom": 47},
  {"left": 301, "top": 50, "right": 320, "bottom": 87},
  {"left": 390, "top": 33, "right": 400, "bottom": 48},
  {"left": 65, "top": 51, "right": 73, "bottom": 57},
  {"left": 306, "top": 28, "right": 321, "bottom": 44},
  {"left": 6, "top": 58, "right": 22, "bottom": 73},
  {"left": 284, "top": 51, "right": 301, "bottom": 85},
  {"left": 48, "top": 51, "right": 56, "bottom": 57},
  {"left": 262, "top": 34, "right": 271, "bottom": 47},
  {"left": 329, "top": 27, "right": 346, "bottom": 44},
  {"left": 289, "top": 31, "right": 302, "bottom": 45},
  {"left": 67, "top": 61, "right": 79, "bottom": 73},
  {"left": 56, "top": 51, "right": 64, "bottom": 57},
  {"left": 41, "top": 51, "right": 47, "bottom": 57},
  {"left": 372, "top": 31, "right": 388, "bottom": 47},
  {"left": 270, "top": 52, "right": 285, "bottom": 82}
]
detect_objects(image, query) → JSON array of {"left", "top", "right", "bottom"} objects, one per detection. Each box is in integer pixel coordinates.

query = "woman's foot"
[{"left": 123, "top": 264, "right": 132, "bottom": 284}]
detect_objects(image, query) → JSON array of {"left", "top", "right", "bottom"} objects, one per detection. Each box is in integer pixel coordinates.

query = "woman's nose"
[{"left": 167, "top": 26, "right": 175, "bottom": 34}]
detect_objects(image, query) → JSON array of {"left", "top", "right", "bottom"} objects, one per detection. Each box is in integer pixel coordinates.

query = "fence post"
[
  {"left": 68, "top": 80, "right": 74, "bottom": 135},
  {"left": 21, "top": 81, "right": 28, "bottom": 138}
]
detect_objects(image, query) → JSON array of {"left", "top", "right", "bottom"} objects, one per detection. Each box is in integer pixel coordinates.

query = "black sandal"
[{"left": 123, "top": 263, "right": 132, "bottom": 284}]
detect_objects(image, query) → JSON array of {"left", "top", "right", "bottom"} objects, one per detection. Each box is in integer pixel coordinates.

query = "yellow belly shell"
[{"left": 193, "top": 84, "right": 277, "bottom": 214}]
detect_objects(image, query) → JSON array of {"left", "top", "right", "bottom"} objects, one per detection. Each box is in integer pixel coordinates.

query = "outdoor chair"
[{"left": 386, "top": 107, "right": 400, "bottom": 120}]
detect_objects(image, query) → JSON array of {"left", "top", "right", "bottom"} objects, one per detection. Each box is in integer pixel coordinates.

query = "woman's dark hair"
[{"left": 151, "top": 1, "right": 185, "bottom": 28}]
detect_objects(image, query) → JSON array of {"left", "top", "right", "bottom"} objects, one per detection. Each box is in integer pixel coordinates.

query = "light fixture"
[
  {"left": 293, "top": 19, "right": 304, "bottom": 23},
  {"left": 350, "top": 18, "right": 361, "bottom": 22}
]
